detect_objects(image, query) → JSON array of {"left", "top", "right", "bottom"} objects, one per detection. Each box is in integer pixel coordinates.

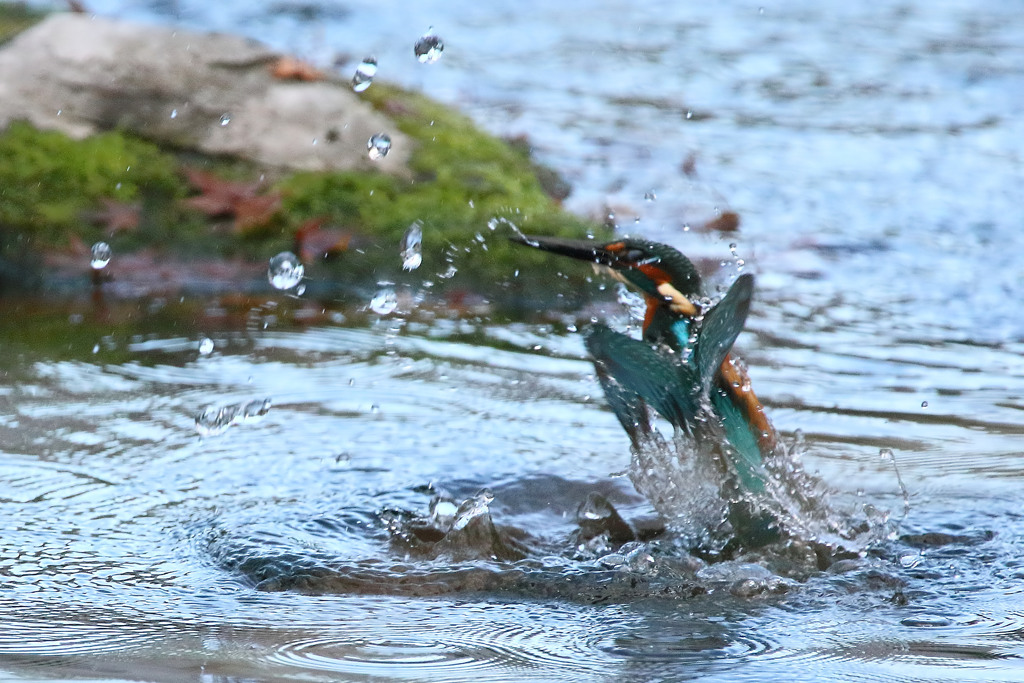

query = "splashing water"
[
  {"left": 198, "top": 338, "right": 214, "bottom": 355},
  {"left": 89, "top": 242, "right": 112, "bottom": 270},
  {"left": 219, "top": 113, "right": 231, "bottom": 126},
  {"left": 194, "top": 398, "right": 272, "bottom": 437},
  {"left": 414, "top": 29, "right": 444, "bottom": 64},
  {"left": 369, "top": 287, "right": 398, "bottom": 315},
  {"left": 367, "top": 133, "right": 391, "bottom": 160},
  {"left": 267, "top": 252, "right": 304, "bottom": 291},
  {"left": 351, "top": 56, "right": 377, "bottom": 92},
  {"left": 615, "top": 283, "right": 647, "bottom": 331},
  {"left": 401, "top": 221, "right": 423, "bottom": 271},
  {"left": 451, "top": 488, "right": 494, "bottom": 531},
  {"left": 486, "top": 216, "right": 537, "bottom": 247}
]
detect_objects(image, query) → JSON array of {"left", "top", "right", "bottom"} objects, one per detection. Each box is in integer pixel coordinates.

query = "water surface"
[{"left": 4, "top": 0, "right": 1024, "bottom": 680}]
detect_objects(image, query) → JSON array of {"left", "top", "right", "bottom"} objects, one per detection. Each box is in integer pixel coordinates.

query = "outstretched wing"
[
  {"left": 585, "top": 324, "right": 698, "bottom": 430},
  {"left": 694, "top": 274, "right": 768, "bottom": 491},
  {"left": 694, "top": 274, "right": 754, "bottom": 394}
]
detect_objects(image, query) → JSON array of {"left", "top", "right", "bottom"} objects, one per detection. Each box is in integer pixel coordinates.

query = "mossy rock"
[{"left": 0, "top": 79, "right": 604, "bottom": 306}]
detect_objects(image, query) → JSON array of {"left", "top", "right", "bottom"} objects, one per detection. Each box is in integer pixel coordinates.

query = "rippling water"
[{"left": 5, "top": 0, "right": 1024, "bottom": 680}]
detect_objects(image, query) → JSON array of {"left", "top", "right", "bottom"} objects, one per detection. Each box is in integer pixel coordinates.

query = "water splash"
[
  {"left": 414, "top": 28, "right": 444, "bottom": 64},
  {"left": 89, "top": 242, "right": 111, "bottom": 270},
  {"left": 351, "top": 56, "right": 377, "bottom": 92},
  {"left": 198, "top": 338, "right": 214, "bottom": 355},
  {"left": 369, "top": 287, "right": 398, "bottom": 315},
  {"left": 194, "top": 398, "right": 272, "bottom": 437},
  {"left": 451, "top": 488, "right": 494, "bottom": 531},
  {"left": 267, "top": 252, "right": 304, "bottom": 291},
  {"left": 486, "top": 216, "right": 536, "bottom": 246},
  {"left": 219, "top": 113, "right": 231, "bottom": 126},
  {"left": 401, "top": 221, "right": 423, "bottom": 271}
]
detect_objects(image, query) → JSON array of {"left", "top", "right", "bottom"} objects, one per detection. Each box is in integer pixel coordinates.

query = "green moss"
[
  {"left": 0, "top": 121, "right": 186, "bottom": 245},
  {"left": 0, "top": 2, "right": 44, "bottom": 44}
]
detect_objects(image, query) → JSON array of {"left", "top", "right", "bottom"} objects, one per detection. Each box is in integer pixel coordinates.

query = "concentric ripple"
[{"left": 262, "top": 611, "right": 627, "bottom": 680}]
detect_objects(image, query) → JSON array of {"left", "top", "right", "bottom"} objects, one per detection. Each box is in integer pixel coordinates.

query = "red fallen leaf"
[
  {"left": 183, "top": 167, "right": 263, "bottom": 207},
  {"left": 271, "top": 56, "right": 324, "bottom": 82},
  {"left": 701, "top": 210, "right": 741, "bottom": 233},
  {"left": 293, "top": 216, "right": 352, "bottom": 263},
  {"left": 181, "top": 167, "right": 279, "bottom": 230},
  {"left": 85, "top": 198, "right": 141, "bottom": 235},
  {"left": 184, "top": 194, "right": 236, "bottom": 217},
  {"left": 233, "top": 193, "right": 282, "bottom": 233}
]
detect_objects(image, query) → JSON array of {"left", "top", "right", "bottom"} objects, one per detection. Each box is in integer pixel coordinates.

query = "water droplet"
[
  {"left": 90, "top": 242, "right": 112, "bottom": 270},
  {"left": 644, "top": 191, "right": 657, "bottom": 201},
  {"left": 267, "top": 251, "right": 304, "bottom": 290},
  {"left": 295, "top": 283, "right": 306, "bottom": 296},
  {"left": 199, "top": 338, "right": 214, "bottom": 355},
  {"left": 898, "top": 550, "right": 922, "bottom": 568},
  {"left": 367, "top": 133, "right": 391, "bottom": 160},
  {"left": 921, "top": 401, "right": 929, "bottom": 408},
  {"left": 92, "top": 343, "right": 100, "bottom": 354},
  {"left": 430, "top": 497, "right": 459, "bottom": 527},
  {"left": 370, "top": 287, "right": 398, "bottom": 315},
  {"left": 241, "top": 398, "right": 272, "bottom": 421},
  {"left": 452, "top": 488, "right": 494, "bottom": 531},
  {"left": 170, "top": 108, "right": 178, "bottom": 119},
  {"left": 219, "top": 113, "right": 231, "bottom": 126},
  {"left": 401, "top": 221, "right": 423, "bottom": 271},
  {"left": 351, "top": 56, "right": 377, "bottom": 92},
  {"left": 579, "top": 494, "right": 615, "bottom": 521},
  {"left": 194, "top": 398, "right": 271, "bottom": 436},
  {"left": 414, "top": 29, "right": 444, "bottom": 64}
]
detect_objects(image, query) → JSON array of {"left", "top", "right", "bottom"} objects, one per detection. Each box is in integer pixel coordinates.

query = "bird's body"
[{"left": 512, "top": 235, "right": 781, "bottom": 546}]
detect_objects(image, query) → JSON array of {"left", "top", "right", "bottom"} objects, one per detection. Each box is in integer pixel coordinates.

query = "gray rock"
[{"left": 0, "top": 14, "right": 410, "bottom": 173}]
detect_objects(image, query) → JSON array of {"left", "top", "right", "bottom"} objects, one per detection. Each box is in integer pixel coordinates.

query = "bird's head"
[{"left": 511, "top": 235, "right": 704, "bottom": 329}]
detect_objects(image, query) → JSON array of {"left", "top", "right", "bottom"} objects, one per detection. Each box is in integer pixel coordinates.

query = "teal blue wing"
[
  {"left": 694, "top": 274, "right": 754, "bottom": 394},
  {"left": 585, "top": 324, "right": 699, "bottom": 430},
  {"left": 592, "top": 363, "right": 651, "bottom": 448},
  {"left": 710, "top": 389, "right": 767, "bottom": 492},
  {"left": 693, "top": 274, "right": 767, "bottom": 491}
]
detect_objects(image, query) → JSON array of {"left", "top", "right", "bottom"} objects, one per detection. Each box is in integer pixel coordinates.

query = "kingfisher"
[{"left": 512, "top": 235, "right": 781, "bottom": 546}]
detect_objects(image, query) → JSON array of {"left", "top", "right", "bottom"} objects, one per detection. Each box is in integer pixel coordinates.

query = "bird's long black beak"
[{"left": 510, "top": 234, "right": 620, "bottom": 268}]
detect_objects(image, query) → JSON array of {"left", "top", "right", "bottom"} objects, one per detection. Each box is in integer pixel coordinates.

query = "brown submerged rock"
[{"left": 0, "top": 13, "right": 411, "bottom": 173}]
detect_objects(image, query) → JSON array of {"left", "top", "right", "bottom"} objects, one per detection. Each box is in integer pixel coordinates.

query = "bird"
[{"left": 511, "top": 235, "right": 781, "bottom": 547}]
